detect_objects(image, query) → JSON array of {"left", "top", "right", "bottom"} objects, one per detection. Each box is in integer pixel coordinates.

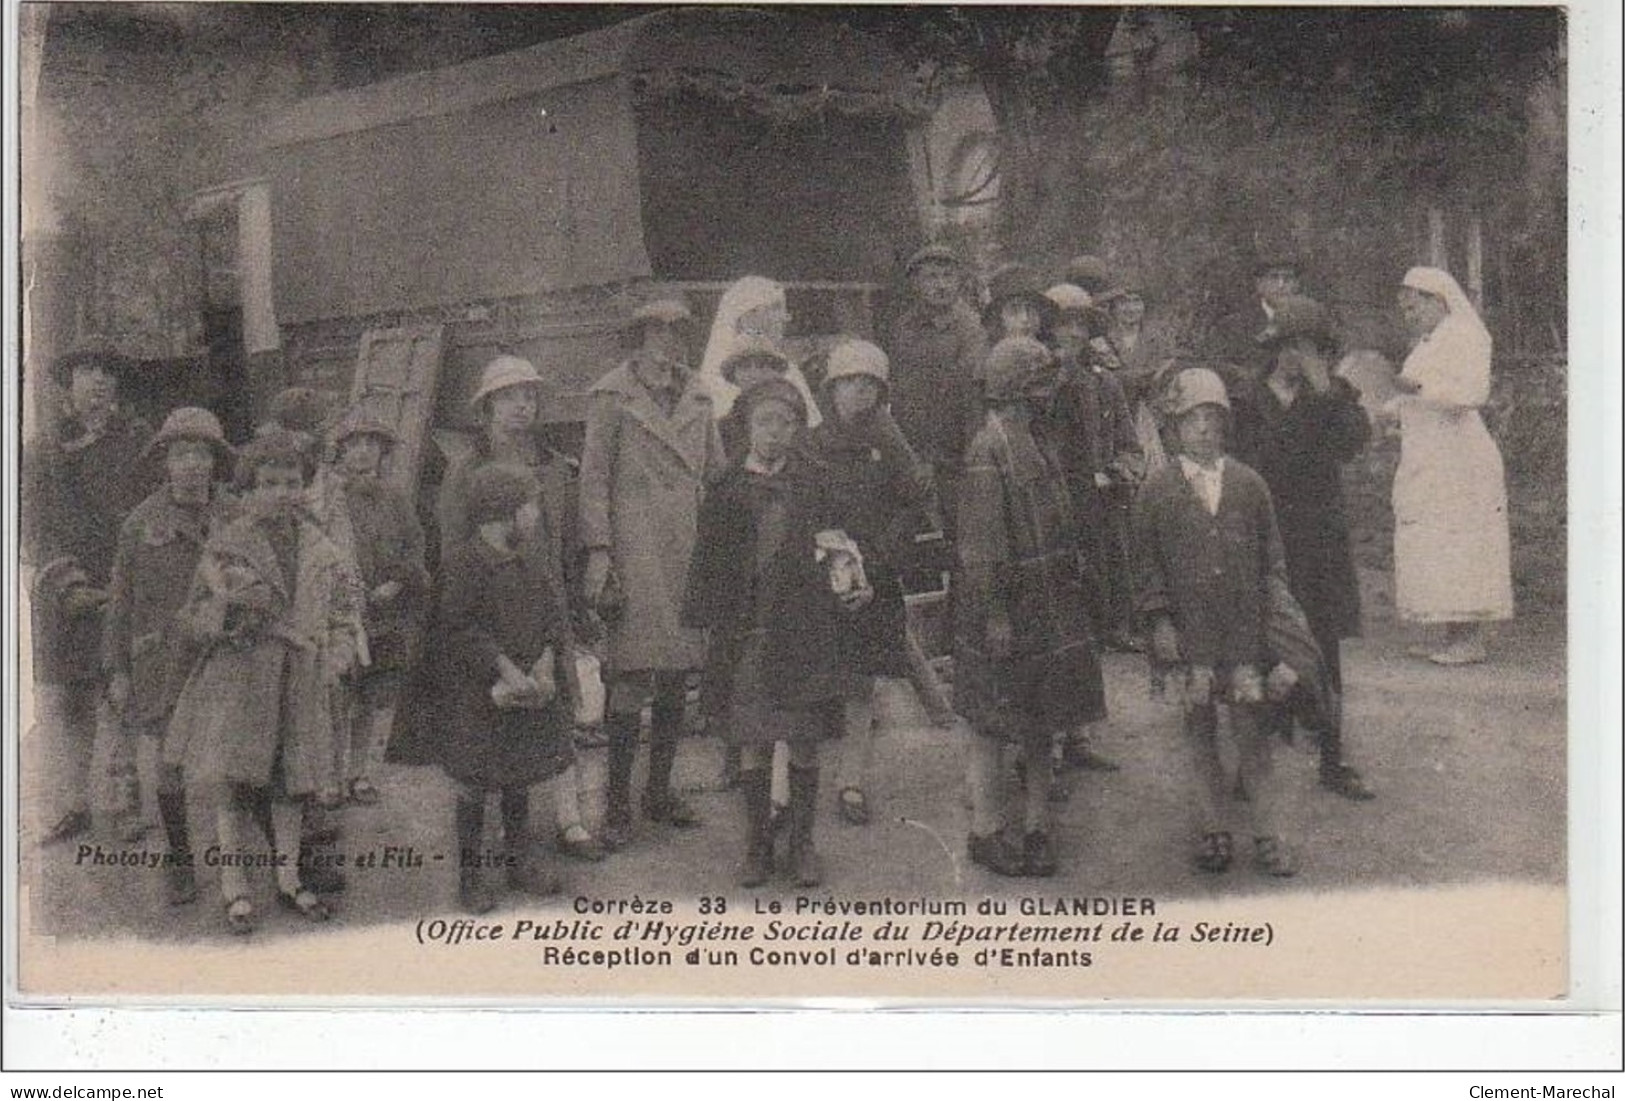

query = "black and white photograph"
[{"left": 6, "top": 1, "right": 1601, "bottom": 1011}]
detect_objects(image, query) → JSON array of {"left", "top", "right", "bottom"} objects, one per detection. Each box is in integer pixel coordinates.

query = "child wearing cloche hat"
[{"left": 1132, "top": 367, "right": 1306, "bottom": 879}]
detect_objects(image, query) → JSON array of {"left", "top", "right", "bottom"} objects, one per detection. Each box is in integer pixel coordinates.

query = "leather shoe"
[
  {"left": 1253, "top": 836, "right": 1297, "bottom": 877},
  {"left": 1194, "top": 831, "right": 1234, "bottom": 873},
  {"left": 302, "top": 862, "right": 348, "bottom": 895},
  {"left": 598, "top": 817, "right": 633, "bottom": 852},
  {"left": 42, "top": 809, "right": 92, "bottom": 846},
  {"left": 1319, "top": 763, "right": 1376, "bottom": 801},
  {"left": 165, "top": 864, "right": 198, "bottom": 907},
  {"left": 1061, "top": 742, "right": 1120, "bottom": 772},
  {"left": 968, "top": 832, "right": 1026, "bottom": 877},
  {"left": 644, "top": 791, "right": 702, "bottom": 828},
  {"left": 1023, "top": 830, "right": 1058, "bottom": 877},
  {"left": 557, "top": 829, "right": 607, "bottom": 862}
]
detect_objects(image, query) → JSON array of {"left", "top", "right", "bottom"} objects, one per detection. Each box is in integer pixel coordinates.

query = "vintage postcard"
[{"left": 6, "top": 2, "right": 1594, "bottom": 1012}]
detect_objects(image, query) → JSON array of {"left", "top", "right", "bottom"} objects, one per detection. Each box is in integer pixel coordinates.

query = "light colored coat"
[
  {"left": 164, "top": 512, "right": 364, "bottom": 795},
  {"left": 580, "top": 360, "right": 724, "bottom": 673}
]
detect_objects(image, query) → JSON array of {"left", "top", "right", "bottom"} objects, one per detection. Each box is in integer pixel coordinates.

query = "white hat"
[
  {"left": 470, "top": 355, "right": 552, "bottom": 407},
  {"left": 823, "top": 339, "right": 890, "bottom": 389},
  {"left": 1167, "top": 367, "right": 1231, "bottom": 416},
  {"left": 1043, "top": 283, "right": 1094, "bottom": 315}
]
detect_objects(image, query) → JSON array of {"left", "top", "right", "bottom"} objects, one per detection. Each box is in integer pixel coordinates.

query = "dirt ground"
[{"left": 18, "top": 568, "right": 1567, "bottom": 944}]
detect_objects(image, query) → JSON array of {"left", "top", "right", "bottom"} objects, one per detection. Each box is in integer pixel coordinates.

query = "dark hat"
[
  {"left": 49, "top": 348, "right": 138, "bottom": 390},
  {"left": 1064, "top": 255, "right": 1116, "bottom": 296},
  {"left": 1252, "top": 255, "right": 1302, "bottom": 279},
  {"left": 621, "top": 295, "right": 698, "bottom": 357},
  {"left": 981, "top": 336, "right": 1055, "bottom": 403},
  {"left": 234, "top": 429, "right": 316, "bottom": 491},
  {"left": 266, "top": 387, "right": 327, "bottom": 435},
  {"left": 982, "top": 263, "right": 1057, "bottom": 332},
  {"left": 330, "top": 409, "right": 400, "bottom": 450},
  {"left": 904, "top": 243, "right": 962, "bottom": 275},
  {"left": 718, "top": 340, "right": 792, "bottom": 385},
  {"left": 1094, "top": 283, "right": 1146, "bottom": 310},
  {"left": 734, "top": 376, "right": 809, "bottom": 427},
  {"left": 1041, "top": 284, "right": 1106, "bottom": 340},
  {"left": 147, "top": 406, "right": 234, "bottom": 467},
  {"left": 1258, "top": 294, "right": 1339, "bottom": 354},
  {"left": 466, "top": 462, "right": 541, "bottom": 526}
]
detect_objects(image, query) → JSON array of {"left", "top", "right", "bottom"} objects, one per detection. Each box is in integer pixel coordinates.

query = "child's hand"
[
  {"left": 326, "top": 635, "right": 361, "bottom": 685},
  {"left": 1266, "top": 662, "right": 1299, "bottom": 701},
  {"left": 531, "top": 648, "right": 559, "bottom": 703},
  {"left": 1232, "top": 664, "right": 1265, "bottom": 704},
  {"left": 316, "top": 786, "right": 344, "bottom": 809},
  {"left": 497, "top": 654, "right": 532, "bottom": 691},
  {"left": 1186, "top": 665, "right": 1216, "bottom": 704},
  {"left": 370, "top": 580, "right": 402, "bottom": 604},
  {"left": 105, "top": 673, "right": 132, "bottom": 715},
  {"left": 839, "top": 583, "right": 875, "bottom": 612},
  {"left": 583, "top": 550, "right": 613, "bottom": 604},
  {"left": 1151, "top": 619, "right": 1182, "bottom": 665}
]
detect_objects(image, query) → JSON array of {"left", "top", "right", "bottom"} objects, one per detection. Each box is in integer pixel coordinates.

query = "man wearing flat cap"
[
  {"left": 24, "top": 350, "right": 155, "bottom": 845},
  {"left": 883, "top": 244, "right": 988, "bottom": 538},
  {"left": 580, "top": 296, "right": 725, "bottom": 846}
]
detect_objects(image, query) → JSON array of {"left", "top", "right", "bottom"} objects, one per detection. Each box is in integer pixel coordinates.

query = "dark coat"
[
  {"left": 798, "top": 409, "right": 935, "bottom": 677},
  {"left": 103, "top": 487, "right": 240, "bottom": 731},
  {"left": 430, "top": 537, "right": 574, "bottom": 790},
  {"left": 340, "top": 477, "right": 430, "bottom": 674},
  {"left": 25, "top": 410, "right": 155, "bottom": 684},
  {"left": 1132, "top": 457, "right": 1289, "bottom": 670},
  {"left": 953, "top": 409, "right": 1105, "bottom": 738},
  {"left": 884, "top": 301, "right": 988, "bottom": 476},
  {"left": 436, "top": 438, "right": 581, "bottom": 609},
  {"left": 579, "top": 361, "right": 723, "bottom": 673},
  {"left": 1231, "top": 377, "right": 1371, "bottom": 641},
  {"left": 1209, "top": 304, "right": 1276, "bottom": 393},
  {"left": 682, "top": 457, "right": 853, "bottom": 722},
  {"left": 1041, "top": 355, "right": 1143, "bottom": 634}
]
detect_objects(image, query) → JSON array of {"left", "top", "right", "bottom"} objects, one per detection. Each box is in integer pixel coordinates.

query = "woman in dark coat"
[
  {"left": 432, "top": 463, "right": 576, "bottom": 913},
  {"left": 26, "top": 350, "right": 154, "bottom": 845},
  {"left": 1230, "top": 295, "right": 1375, "bottom": 801},
  {"left": 798, "top": 339, "right": 938, "bottom": 825},
  {"left": 683, "top": 378, "right": 863, "bottom": 889}
]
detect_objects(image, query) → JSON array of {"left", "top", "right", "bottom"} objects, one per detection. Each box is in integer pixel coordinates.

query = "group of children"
[{"left": 43, "top": 251, "right": 1372, "bottom": 932}]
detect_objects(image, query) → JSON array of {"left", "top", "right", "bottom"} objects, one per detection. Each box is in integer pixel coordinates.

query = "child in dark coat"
[
  {"left": 955, "top": 337, "right": 1103, "bottom": 879},
  {"left": 1133, "top": 367, "right": 1302, "bottom": 877},
  {"left": 431, "top": 463, "right": 576, "bottom": 913},
  {"left": 327, "top": 411, "right": 430, "bottom": 805},
  {"left": 799, "top": 339, "right": 941, "bottom": 827},
  {"left": 684, "top": 378, "right": 866, "bottom": 888}
]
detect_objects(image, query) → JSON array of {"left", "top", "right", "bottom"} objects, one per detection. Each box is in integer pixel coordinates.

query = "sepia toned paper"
[{"left": 5, "top": 1, "right": 1595, "bottom": 1027}]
